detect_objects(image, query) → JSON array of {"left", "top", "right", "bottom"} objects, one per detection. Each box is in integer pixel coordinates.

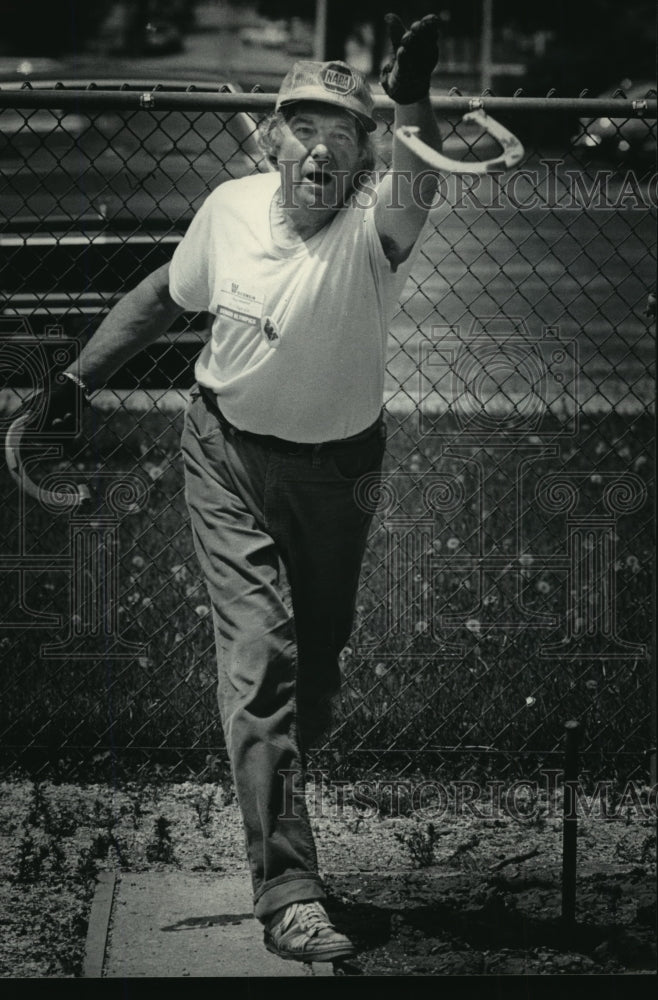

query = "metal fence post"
[{"left": 561, "top": 719, "right": 582, "bottom": 930}]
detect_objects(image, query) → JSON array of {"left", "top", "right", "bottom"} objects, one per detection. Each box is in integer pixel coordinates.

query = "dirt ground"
[
  {"left": 0, "top": 778, "right": 656, "bottom": 979},
  {"left": 325, "top": 868, "right": 656, "bottom": 976}
]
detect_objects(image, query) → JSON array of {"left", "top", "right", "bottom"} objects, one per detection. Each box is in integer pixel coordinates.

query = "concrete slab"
[{"left": 85, "top": 870, "right": 335, "bottom": 978}]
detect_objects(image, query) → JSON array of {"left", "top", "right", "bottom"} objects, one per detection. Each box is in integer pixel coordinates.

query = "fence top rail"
[{"left": 0, "top": 87, "right": 655, "bottom": 117}]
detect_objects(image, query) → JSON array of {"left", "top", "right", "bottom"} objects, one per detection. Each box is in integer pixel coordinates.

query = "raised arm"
[{"left": 375, "top": 14, "right": 443, "bottom": 268}]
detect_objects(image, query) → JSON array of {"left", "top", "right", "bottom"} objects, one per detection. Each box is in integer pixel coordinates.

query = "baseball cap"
[{"left": 276, "top": 60, "right": 377, "bottom": 133}]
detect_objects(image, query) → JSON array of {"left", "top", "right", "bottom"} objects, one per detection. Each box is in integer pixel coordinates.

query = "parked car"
[
  {"left": 239, "top": 20, "right": 289, "bottom": 49},
  {"left": 571, "top": 79, "right": 656, "bottom": 161}
]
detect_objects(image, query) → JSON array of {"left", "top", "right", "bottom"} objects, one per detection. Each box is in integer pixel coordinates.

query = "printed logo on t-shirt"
[
  {"left": 321, "top": 63, "right": 357, "bottom": 96},
  {"left": 217, "top": 280, "right": 263, "bottom": 325},
  {"left": 262, "top": 316, "right": 280, "bottom": 347}
]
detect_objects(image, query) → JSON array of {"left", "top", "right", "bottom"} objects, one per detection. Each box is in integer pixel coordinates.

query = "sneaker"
[{"left": 264, "top": 901, "right": 356, "bottom": 963}]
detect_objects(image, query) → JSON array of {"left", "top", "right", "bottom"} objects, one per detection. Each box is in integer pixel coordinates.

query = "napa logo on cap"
[{"left": 321, "top": 62, "right": 357, "bottom": 96}]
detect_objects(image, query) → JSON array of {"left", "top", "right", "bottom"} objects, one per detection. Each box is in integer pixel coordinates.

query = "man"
[{"left": 21, "top": 14, "right": 442, "bottom": 963}]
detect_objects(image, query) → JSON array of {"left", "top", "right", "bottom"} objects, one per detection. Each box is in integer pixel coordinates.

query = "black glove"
[
  {"left": 380, "top": 13, "right": 440, "bottom": 105},
  {"left": 12, "top": 372, "right": 90, "bottom": 438}
]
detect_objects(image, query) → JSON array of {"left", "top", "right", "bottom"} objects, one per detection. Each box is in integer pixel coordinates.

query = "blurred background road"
[{"left": 1, "top": 0, "right": 655, "bottom": 99}]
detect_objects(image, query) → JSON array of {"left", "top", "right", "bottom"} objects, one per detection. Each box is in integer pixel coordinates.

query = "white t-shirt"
[{"left": 169, "top": 171, "right": 427, "bottom": 442}]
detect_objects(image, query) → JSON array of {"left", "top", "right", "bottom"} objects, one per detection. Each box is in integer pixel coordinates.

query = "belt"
[{"left": 198, "top": 385, "right": 383, "bottom": 454}]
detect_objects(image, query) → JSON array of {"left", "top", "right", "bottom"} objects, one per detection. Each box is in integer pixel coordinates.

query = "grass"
[
  {"left": 0, "top": 401, "right": 653, "bottom": 782},
  {"left": 343, "top": 409, "right": 654, "bottom": 770}
]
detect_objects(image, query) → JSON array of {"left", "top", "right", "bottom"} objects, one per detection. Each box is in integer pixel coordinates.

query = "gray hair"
[{"left": 256, "top": 108, "right": 377, "bottom": 175}]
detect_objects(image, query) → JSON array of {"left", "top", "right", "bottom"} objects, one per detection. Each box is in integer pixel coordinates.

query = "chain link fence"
[{"left": 0, "top": 84, "right": 655, "bottom": 783}]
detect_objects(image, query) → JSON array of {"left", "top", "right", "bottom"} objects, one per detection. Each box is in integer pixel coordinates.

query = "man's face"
[{"left": 277, "top": 102, "right": 363, "bottom": 210}]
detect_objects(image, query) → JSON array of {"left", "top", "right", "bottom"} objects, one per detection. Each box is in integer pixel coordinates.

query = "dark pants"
[{"left": 180, "top": 386, "right": 385, "bottom": 921}]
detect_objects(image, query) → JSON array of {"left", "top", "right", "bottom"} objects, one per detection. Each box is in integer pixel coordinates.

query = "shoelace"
[{"left": 295, "top": 902, "right": 331, "bottom": 936}]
